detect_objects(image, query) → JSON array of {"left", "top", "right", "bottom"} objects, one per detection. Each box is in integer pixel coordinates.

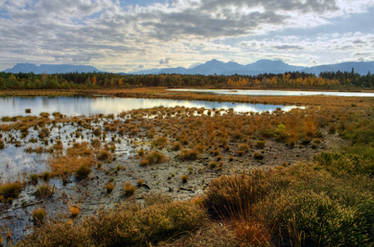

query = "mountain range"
[
  {"left": 3, "top": 60, "right": 374, "bottom": 75},
  {"left": 134, "top": 59, "right": 374, "bottom": 75},
  {"left": 3, "top": 63, "right": 100, "bottom": 74}
]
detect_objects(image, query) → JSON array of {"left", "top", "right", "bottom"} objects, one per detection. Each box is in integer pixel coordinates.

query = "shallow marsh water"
[
  {"left": 168, "top": 88, "right": 374, "bottom": 97},
  {"left": 0, "top": 96, "right": 301, "bottom": 117},
  {"left": 0, "top": 96, "right": 302, "bottom": 179}
]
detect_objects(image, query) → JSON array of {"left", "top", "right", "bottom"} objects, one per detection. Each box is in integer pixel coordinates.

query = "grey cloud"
[
  {"left": 143, "top": 10, "right": 285, "bottom": 40},
  {"left": 201, "top": 0, "right": 338, "bottom": 13},
  {"left": 273, "top": 45, "right": 303, "bottom": 50},
  {"left": 354, "top": 52, "right": 371, "bottom": 57},
  {"left": 159, "top": 58, "right": 171, "bottom": 64},
  {"left": 353, "top": 39, "right": 365, "bottom": 44}
]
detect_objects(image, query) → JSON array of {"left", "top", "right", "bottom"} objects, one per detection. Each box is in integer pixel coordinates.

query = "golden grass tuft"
[
  {"left": 178, "top": 149, "right": 199, "bottom": 161},
  {"left": 0, "top": 182, "right": 22, "bottom": 201},
  {"left": 32, "top": 208, "right": 47, "bottom": 225},
  {"left": 140, "top": 150, "right": 167, "bottom": 166},
  {"left": 123, "top": 182, "right": 136, "bottom": 197},
  {"left": 69, "top": 205, "right": 80, "bottom": 218}
]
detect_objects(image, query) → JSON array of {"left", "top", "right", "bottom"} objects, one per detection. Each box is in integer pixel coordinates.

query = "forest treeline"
[{"left": 0, "top": 70, "right": 373, "bottom": 89}]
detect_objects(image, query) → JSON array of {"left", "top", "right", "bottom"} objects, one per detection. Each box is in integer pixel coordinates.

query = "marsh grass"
[
  {"left": 32, "top": 208, "right": 47, "bottom": 225},
  {"left": 18, "top": 200, "right": 207, "bottom": 247},
  {"left": 178, "top": 149, "right": 199, "bottom": 161},
  {"left": 140, "top": 150, "right": 167, "bottom": 166},
  {"left": 0, "top": 182, "right": 22, "bottom": 201},
  {"left": 123, "top": 182, "right": 136, "bottom": 197},
  {"left": 34, "top": 184, "right": 55, "bottom": 199},
  {"left": 74, "top": 165, "right": 91, "bottom": 180}
]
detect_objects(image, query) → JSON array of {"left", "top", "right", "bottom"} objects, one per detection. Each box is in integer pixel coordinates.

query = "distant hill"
[
  {"left": 133, "top": 59, "right": 374, "bottom": 75},
  {"left": 4, "top": 60, "right": 374, "bottom": 75},
  {"left": 303, "top": 62, "right": 374, "bottom": 75},
  {"left": 3, "top": 63, "right": 100, "bottom": 74}
]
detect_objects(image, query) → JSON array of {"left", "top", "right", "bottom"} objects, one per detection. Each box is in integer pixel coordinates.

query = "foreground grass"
[
  {"left": 17, "top": 200, "right": 206, "bottom": 247},
  {"left": 17, "top": 117, "right": 374, "bottom": 246},
  {"left": 17, "top": 145, "right": 373, "bottom": 247}
]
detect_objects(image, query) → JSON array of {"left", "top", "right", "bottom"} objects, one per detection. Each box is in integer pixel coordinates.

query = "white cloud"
[{"left": 0, "top": 0, "right": 373, "bottom": 71}]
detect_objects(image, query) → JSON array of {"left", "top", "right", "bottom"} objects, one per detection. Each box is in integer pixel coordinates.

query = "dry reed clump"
[
  {"left": 18, "top": 200, "right": 207, "bottom": 247},
  {"left": 253, "top": 152, "right": 264, "bottom": 160},
  {"left": 140, "top": 150, "right": 167, "bottom": 166},
  {"left": 74, "top": 165, "right": 91, "bottom": 180},
  {"left": 105, "top": 183, "right": 114, "bottom": 193},
  {"left": 170, "top": 141, "right": 182, "bottom": 151},
  {"left": 255, "top": 140, "right": 266, "bottom": 149},
  {"left": 203, "top": 172, "right": 271, "bottom": 219},
  {"left": 136, "top": 179, "right": 144, "bottom": 187},
  {"left": 151, "top": 136, "right": 168, "bottom": 149},
  {"left": 0, "top": 138, "right": 4, "bottom": 149},
  {"left": 234, "top": 219, "right": 272, "bottom": 247},
  {"left": 97, "top": 150, "right": 113, "bottom": 163},
  {"left": 34, "top": 184, "right": 55, "bottom": 199},
  {"left": 49, "top": 142, "right": 97, "bottom": 177},
  {"left": 123, "top": 182, "right": 136, "bottom": 197},
  {"left": 0, "top": 182, "right": 22, "bottom": 201},
  {"left": 181, "top": 174, "right": 189, "bottom": 183},
  {"left": 32, "top": 208, "right": 47, "bottom": 225},
  {"left": 178, "top": 149, "right": 199, "bottom": 161}
]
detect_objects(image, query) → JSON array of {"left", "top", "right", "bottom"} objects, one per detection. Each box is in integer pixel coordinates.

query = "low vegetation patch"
[
  {"left": 0, "top": 182, "right": 22, "bottom": 201},
  {"left": 140, "top": 150, "right": 167, "bottom": 166},
  {"left": 74, "top": 165, "right": 91, "bottom": 180},
  {"left": 178, "top": 149, "right": 199, "bottom": 161},
  {"left": 32, "top": 208, "right": 47, "bottom": 225},
  {"left": 123, "top": 182, "right": 136, "bottom": 197},
  {"left": 18, "top": 201, "right": 206, "bottom": 247}
]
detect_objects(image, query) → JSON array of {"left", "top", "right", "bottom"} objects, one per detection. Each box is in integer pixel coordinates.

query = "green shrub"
[
  {"left": 314, "top": 147, "right": 374, "bottom": 177},
  {"left": 262, "top": 191, "right": 371, "bottom": 247}
]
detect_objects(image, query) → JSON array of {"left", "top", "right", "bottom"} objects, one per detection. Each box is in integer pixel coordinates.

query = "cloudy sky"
[{"left": 0, "top": 0, "right": 373, "bottom": 72}]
